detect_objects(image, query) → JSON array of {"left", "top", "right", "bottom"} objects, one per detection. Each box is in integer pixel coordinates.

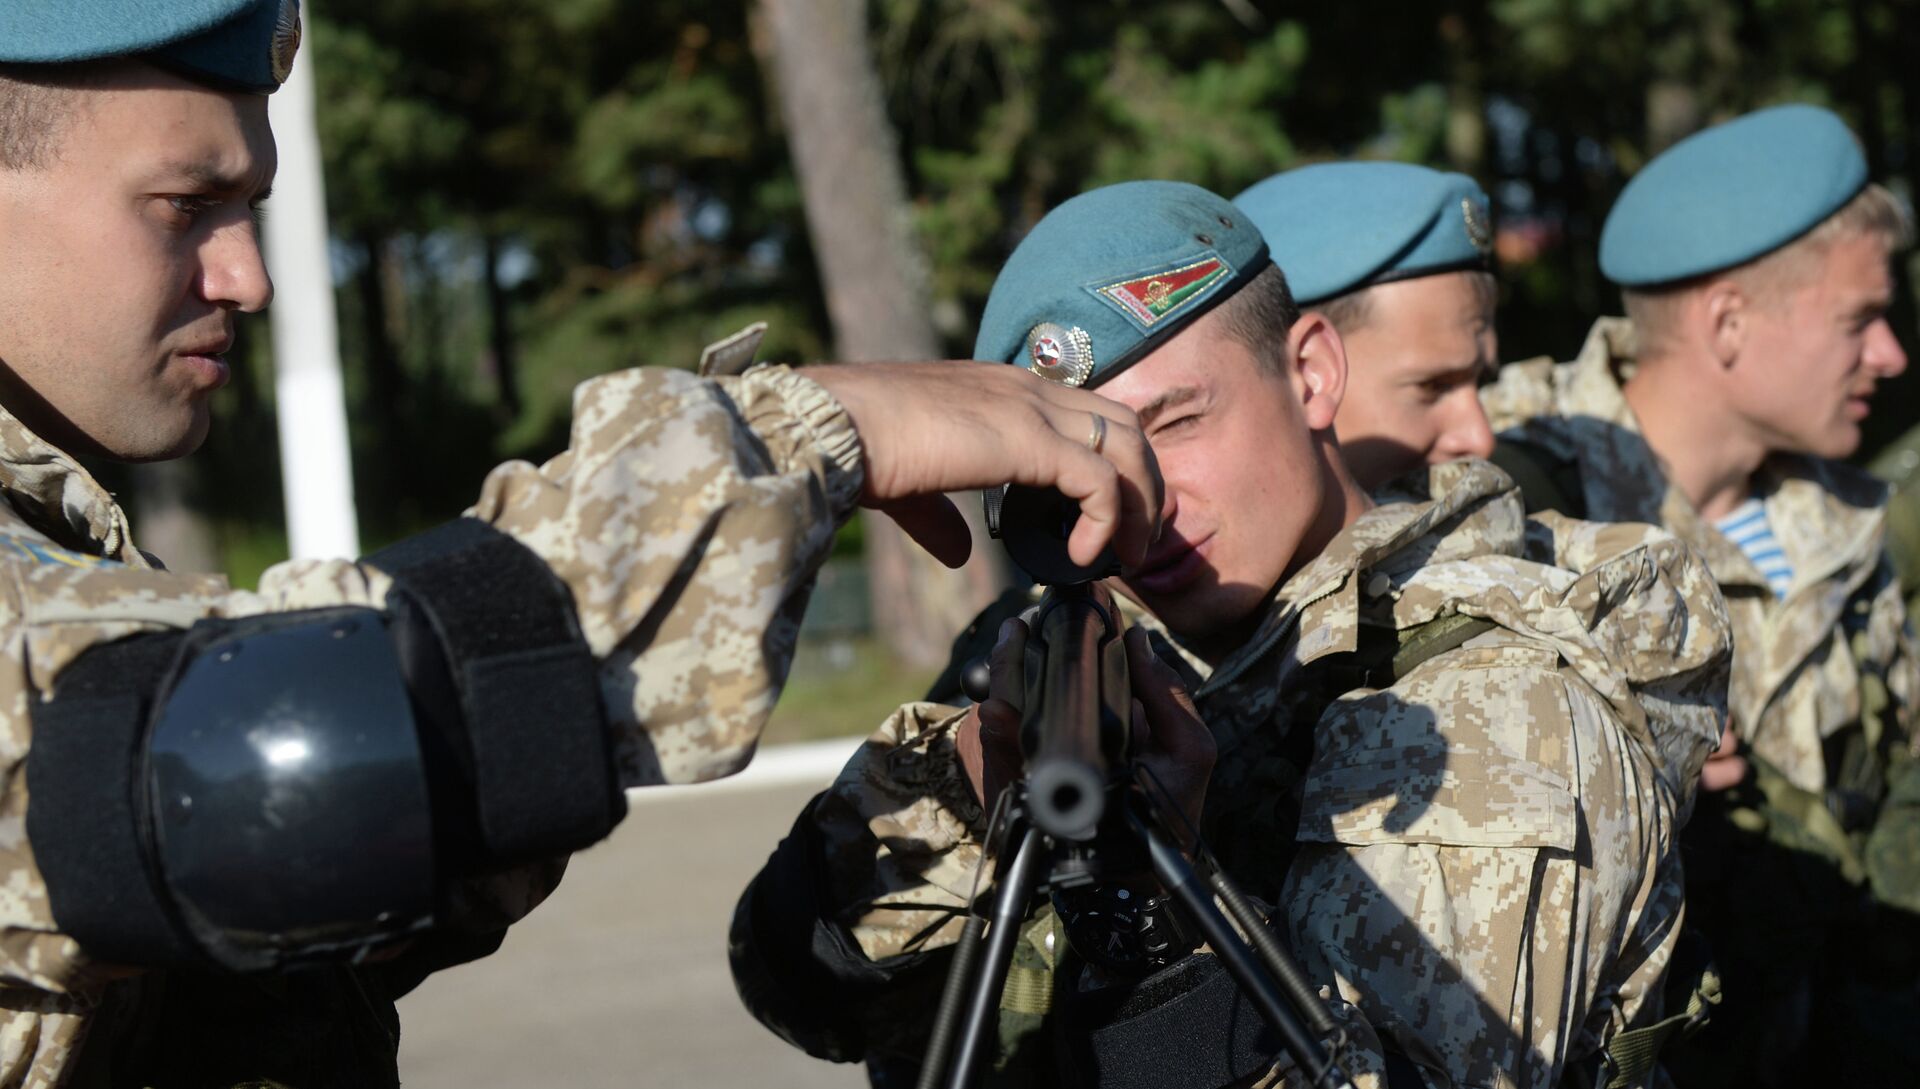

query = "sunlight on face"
[
  {"left": 1098, "top": 308, "right": 1330, "bottom": 651},
  {"left": 0, "top": 62, "right": 277, "bottom": 461},
  {"left": 1329, "top": 273, "right": 1497, "bottom": 490},
  {"left": 1732, "top": 233, "right": 1907, "bottom": 460}
]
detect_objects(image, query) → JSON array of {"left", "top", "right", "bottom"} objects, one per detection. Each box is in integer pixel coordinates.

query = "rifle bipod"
[{"left": 913, "top": 779, "right": 1355, "bottom": 1089}]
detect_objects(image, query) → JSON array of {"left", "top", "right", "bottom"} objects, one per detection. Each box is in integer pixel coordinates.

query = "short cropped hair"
[
  {"left": 1214, "top": 263, "right": 1301, "bottom": 372},
  {"left": 1311, "top": 270, "right": 1498, "bottom": 336},
  {"left": 0, "top": 62, "right": 103, "bottom": 170},
  {"left": 1625, "top": 183, "right": 1913, "bottom": 356}
]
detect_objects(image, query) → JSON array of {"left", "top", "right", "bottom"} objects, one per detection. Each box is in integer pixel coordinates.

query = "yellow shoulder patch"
[{"left": 0, "top": 535, "right": 117, "bottom": 569}]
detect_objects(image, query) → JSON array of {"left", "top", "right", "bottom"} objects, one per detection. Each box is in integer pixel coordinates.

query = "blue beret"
[
  {"left": 1600, "top": 104, "right": 1869, "bottom": 287},
  {"left": 0, "top": 0, "right": 300, "bottom": 95},
  {"left": 974, "top": 181, "right": 1269, "bottom": 389},
  {"left": 1232, "top": 162, "right": 1494, "bottom": 305}
]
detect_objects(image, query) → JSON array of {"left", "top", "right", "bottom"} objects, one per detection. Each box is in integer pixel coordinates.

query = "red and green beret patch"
[{"left": 1090, "top": 253, "right": 1233, "bottom": 330}]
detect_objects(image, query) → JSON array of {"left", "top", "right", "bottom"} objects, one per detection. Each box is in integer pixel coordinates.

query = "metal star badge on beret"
[
  {"left": 1024, "top": 322, "right": 1094, "bottom": 387},
  {"left": 1462, "top": 198, "right": 1492, "bottom": 255},
  {"left": 270, "top": 0, "right": 301, "bottom": 84}
]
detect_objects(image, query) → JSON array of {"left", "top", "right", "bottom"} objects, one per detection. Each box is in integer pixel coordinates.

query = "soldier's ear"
[
  {"left": 1703, "top": 279, "right": 1748, "bottom": 368},
  {"left": 1288, "top": 310, "right": 1347, "bottom": 431}
]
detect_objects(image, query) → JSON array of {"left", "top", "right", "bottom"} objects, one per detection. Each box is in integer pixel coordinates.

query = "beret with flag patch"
[
  {"left": 1232, "top": 161, "right": 1494, "bottom": 306},
  {"left": 0, "top": 0, "right": 301, "bottom": 95},
  {"left": 974, "top": 180, "right": 1271, "bottom": 390}
]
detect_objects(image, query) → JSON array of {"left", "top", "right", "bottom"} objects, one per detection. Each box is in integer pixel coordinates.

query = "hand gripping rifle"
[{"left": 912, "top": 488, "right": 1354, "bottom": 1089}]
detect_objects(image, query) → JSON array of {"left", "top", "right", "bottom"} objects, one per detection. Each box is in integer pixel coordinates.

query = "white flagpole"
[{"left": 263, "top": 21, "right": 361, "bottom": 561}]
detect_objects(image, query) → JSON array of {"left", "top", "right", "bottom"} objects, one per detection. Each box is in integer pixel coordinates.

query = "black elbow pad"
[
  {"left": 26, "top": 519, "right": 621, "bottom": 972},
  {"left": 367, "top": 517, "right": 625, "bottom": 867}
]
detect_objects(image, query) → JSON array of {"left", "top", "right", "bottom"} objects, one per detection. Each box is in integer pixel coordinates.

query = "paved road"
[{"left": 398, "top": 773, "right": 867, "bottom": 1089}]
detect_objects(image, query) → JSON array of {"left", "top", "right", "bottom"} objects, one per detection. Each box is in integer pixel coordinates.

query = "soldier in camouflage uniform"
[
  {"left": 1234, "top": 162, "right": 1500, "bottom": 492},
  {"left": 1480, "top": 105, "right": 1920, "bottom": 1085},
  {"left": 731, "top": 181, "right": 1733, "bottom": 1089},
  {"left": 0, "top": 4, "right": 1168, "bottom": 1085}
]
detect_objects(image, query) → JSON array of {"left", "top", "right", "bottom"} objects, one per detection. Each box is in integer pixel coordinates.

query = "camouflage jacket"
[
  {"left": 1481, "top": 318, "right": 1918, "bottom": 799},
  {"left": 1869, "top": 420, "right": 1920, "bottom": 629},
  {"left": 784, "top": 460, "right": 1730, "bottom": 1089},
  {"left": 0, "top": 357, "right": 864, "bottom": 1087},
  {"left": 1481, "top": 321, "right": 1920, "bottom": 1083}
]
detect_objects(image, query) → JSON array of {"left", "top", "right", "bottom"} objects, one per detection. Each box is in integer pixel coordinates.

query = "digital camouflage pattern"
[
  {"left": 1869, "top": 419, "right": 1920, "bottom": 619},
  {"left": 1482, "top": 319, "right": 1919, "bottom": 797},
  {"left": 793, "top": 459, "right": 1730, "bottom": 1088},
  {"left": 0, "top": 352, "right": 864, "bottom": 1086},
  {"left": 1481, "top": 318, "right": 1920, "bottom": 1083}
]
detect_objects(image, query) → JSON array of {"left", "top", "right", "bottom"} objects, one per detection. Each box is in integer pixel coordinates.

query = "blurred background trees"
[{"left": 185, "top": 0, "right": 1920, "bottom": 727}]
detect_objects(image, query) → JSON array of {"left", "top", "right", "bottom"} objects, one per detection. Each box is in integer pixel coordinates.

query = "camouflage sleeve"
[
  {"left": 0, "top": 363, "right": 863, "bottom": 1067},
  {"left": 724, "top": 700, "right": 988, "bottom": 1065},
  {"left": 1868, "top": 555, "right": 1919, "bottom": 751},
  {"left": 809, "top": 702, "right": 987, "bottom": 963},
  {"left": 1282, "top": 645, "right": 1683, "bottom": 1089},
  {"left": 1478, "top": 355, "right": 1558, "bottom": 435},
  {"left": 1522, "top": 512, "right": 1733, "bottom": 815},
  {"left": 1864, "top": 555, "right": 1920, "bottom": 910},
  {"left": 459, "top": 363, "right": 863, "bottom": 786}
]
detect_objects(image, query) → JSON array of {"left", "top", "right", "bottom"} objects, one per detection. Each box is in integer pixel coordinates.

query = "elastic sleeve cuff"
[{"left": 736, "top": 364, "right": 866, "bottom": 515}]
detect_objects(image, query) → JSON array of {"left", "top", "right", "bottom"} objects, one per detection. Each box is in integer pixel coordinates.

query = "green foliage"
[
  {"left": 875, "top": 1, "right": 1314, "bottom": 337},
  {"left": 199, "top": 0, "right": 1918, "bottom": 585},
  {"left": 762, "top": 636, "right": 940, "bottom": 744},
  {"left": 511, "top": 274, "right": 826, "bottom": 451},
  {"left": 239, "top": 0, "right": 819, "bottom": 564},
  {"left": 573, "top": 69, "right": 756, "bottom": 207}
]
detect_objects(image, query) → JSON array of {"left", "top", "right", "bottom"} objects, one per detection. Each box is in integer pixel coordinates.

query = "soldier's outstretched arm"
[{"left": 1, "top": 361, "right": 1158, "bottom": 1003}]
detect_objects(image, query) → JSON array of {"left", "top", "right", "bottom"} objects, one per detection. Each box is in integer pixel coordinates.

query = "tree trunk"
[
  {"left": 1439, "top": 6, "right": 1486, "bottom": 176},
  {"left": 758, "top": 0, "right": 1007, "bottom": 668},
  {"left": 1644, "top": 81, "right": 1701, "bottom": 157}
]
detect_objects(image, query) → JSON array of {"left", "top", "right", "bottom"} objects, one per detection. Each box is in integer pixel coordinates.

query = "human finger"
[
  {"left": 1700, "top": 755, "right": 1749, "bottom": 793},
  {"left": 957, "top": 694, "right": 1025, "bottom": 809},
  {"left": 974, "top": 696, "right": 1026, "bottom": 810},
  {"left": 1071, "top": 407, "right": 1160, "bottom": 568},
  {"left": 992, "top": 435, "right": 1126, "bottom": 569},
  {"left": 955, "top": 705, "right": 990, "bottom": 806},
  {"left": 879, "top": 494, "right": 972, "bottom": 568},
  {"left": 1023, "top": 389, "right": 1162, "bottom": 567},
  {"left": 987, "top": 618, "right": 1029, "bottom": 710},
  {"left": 805, "top": 361, "right": 1162, "bottom": 564},
  {"left": 1124, "top": 627, "right": 1212, "bottom": 767}
]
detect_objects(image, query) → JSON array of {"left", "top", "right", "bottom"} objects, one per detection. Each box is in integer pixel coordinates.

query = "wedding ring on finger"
[{"left": 1086, "top": 413, "right": 1108, "bottom": 454}]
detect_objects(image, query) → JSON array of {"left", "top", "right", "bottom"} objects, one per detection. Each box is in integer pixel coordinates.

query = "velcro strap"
[
  {"left": 1066, "top": 952, "right": 1282, "bottom": 1089},
  {"left": 28, "top": 630, "right": 200, "bottom": 966},
  {"left": 369, "top": 518, "right": 623, "bottom": 867},
  {"left": 1320, "top": 614, "right": 1498, "bottom": 694}
]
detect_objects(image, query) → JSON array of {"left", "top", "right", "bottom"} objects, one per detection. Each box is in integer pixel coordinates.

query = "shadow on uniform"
[
  {"left": 1498, "top": 413, "right": 1920, "bottom": 1088},
  {"left": 741, "top": 687, "right": 1558, "bottom": 1089}
]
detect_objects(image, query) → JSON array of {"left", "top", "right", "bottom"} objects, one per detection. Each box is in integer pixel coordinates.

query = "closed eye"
[
  {"left": 1153, "top": 413, "right": 1201, "bottom": 437},
  {"left": 168, "top": 195, "right": 221, "bottom": 217}
]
